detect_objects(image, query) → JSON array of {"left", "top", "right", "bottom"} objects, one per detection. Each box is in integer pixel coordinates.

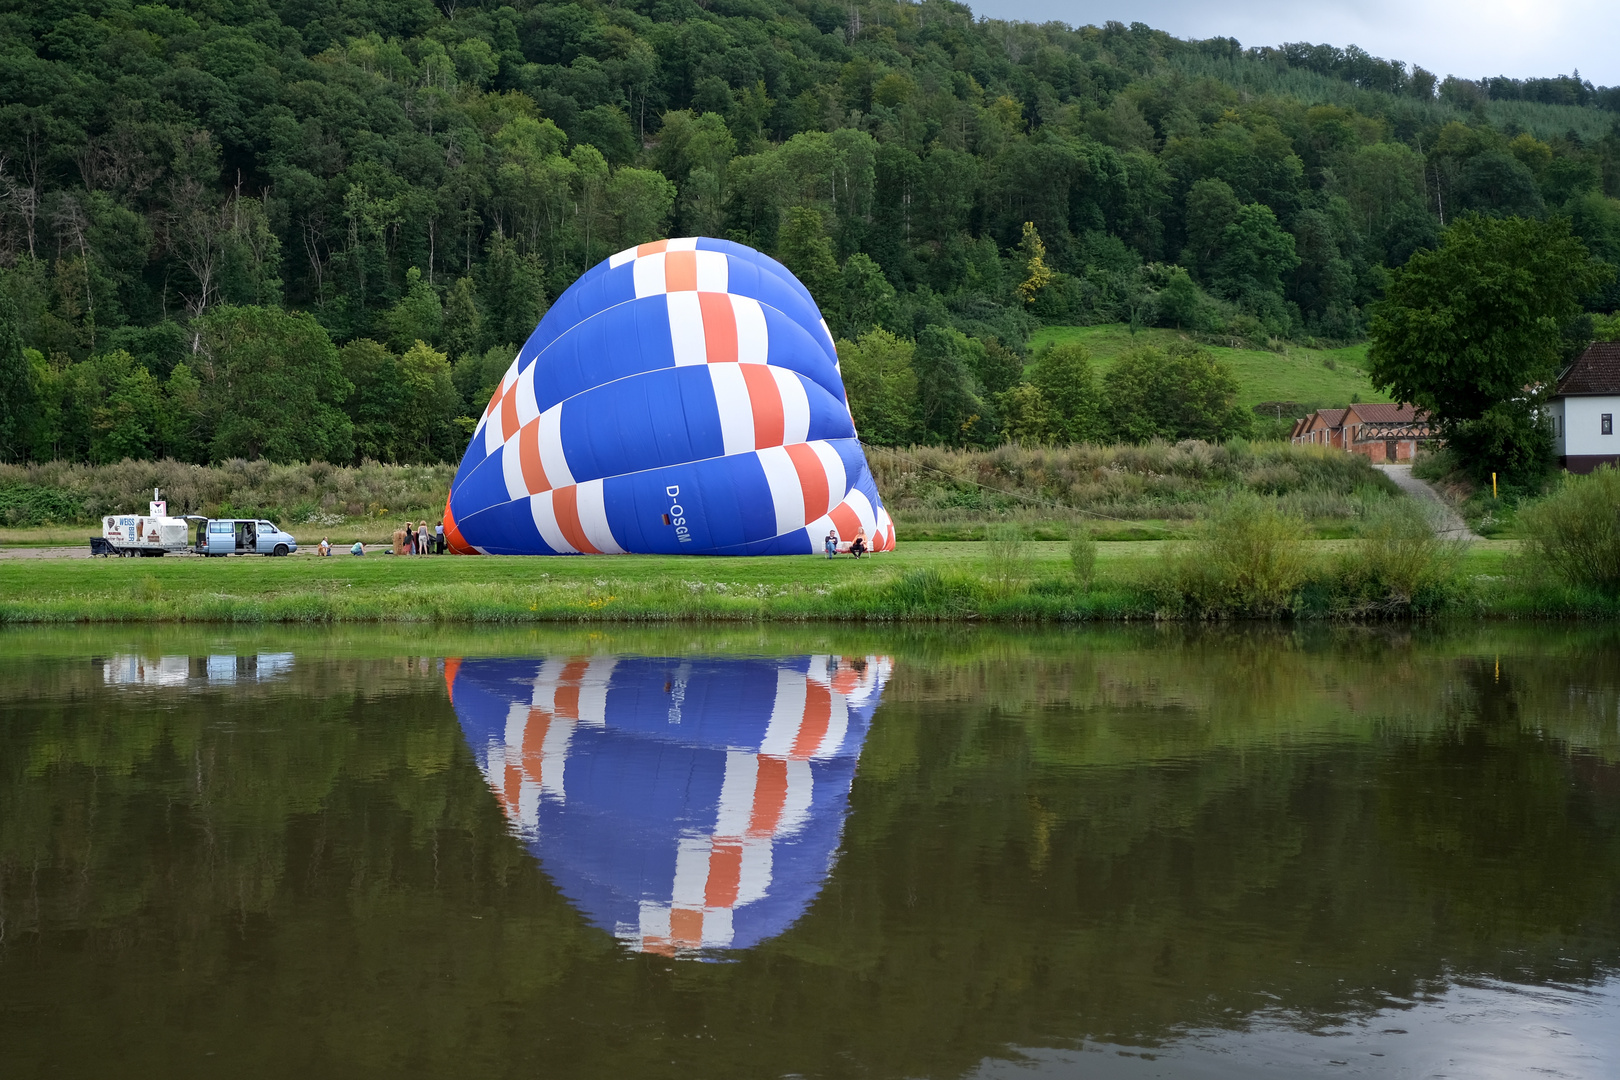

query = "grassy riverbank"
[{"left": 3, "top": 539, "right": 1615, "bottom": 623}]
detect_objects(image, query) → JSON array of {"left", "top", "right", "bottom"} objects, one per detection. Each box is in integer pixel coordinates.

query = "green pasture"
[
  {"left": 0, "top": 538, "right": 1559, "bottom": 624},
  {"left": 1028, "top": 325, "right": 1377, "bottom": 411}
]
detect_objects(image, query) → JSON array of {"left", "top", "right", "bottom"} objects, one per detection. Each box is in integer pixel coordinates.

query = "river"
[{"left": 2, "top": 624, "right": 1617, "bottom": 1078}]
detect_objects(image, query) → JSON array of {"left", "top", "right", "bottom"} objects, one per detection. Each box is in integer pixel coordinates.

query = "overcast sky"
[{"left": 964, "top": 0, "right": 1620, "bottom": 86}]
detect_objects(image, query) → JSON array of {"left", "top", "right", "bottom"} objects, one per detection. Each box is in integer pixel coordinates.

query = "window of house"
[{"left": 1605, "top": 414, "right": 1615, "bottom": 436}]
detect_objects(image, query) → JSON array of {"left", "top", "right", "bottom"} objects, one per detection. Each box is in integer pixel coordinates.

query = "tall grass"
[
  {"left": 866, "top": 440, "right": 1397, "bottom": 530},
  {"left": 0, "top": 458, "right": 454, "bottom": 525}
]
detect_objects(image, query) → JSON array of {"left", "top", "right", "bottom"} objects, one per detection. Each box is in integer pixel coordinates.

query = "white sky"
[{"left": 964, "top": 0, "right": 1620, "bottom": 86}]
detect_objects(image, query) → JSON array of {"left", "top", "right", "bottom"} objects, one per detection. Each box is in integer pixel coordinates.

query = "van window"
[
  {"left": 209, "top": 521, "right": 232, "bottom": 533},
  {"left": 260, "top": 521, "right": 275, "bottom": 531}
]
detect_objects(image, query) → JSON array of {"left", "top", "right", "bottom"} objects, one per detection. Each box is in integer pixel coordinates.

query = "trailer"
[{"left": 92, "top": 491, "right": 193, "bottom": 557}]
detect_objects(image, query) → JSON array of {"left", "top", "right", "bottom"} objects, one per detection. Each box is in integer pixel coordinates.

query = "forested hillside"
[{"left": 1, "top": 0, "right": 1618, "bottom": 466}]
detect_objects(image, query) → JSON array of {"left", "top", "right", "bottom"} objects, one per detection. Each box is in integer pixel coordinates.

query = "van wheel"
[{"left": 274, "top": 544, "right": 289, "bottom": 557}]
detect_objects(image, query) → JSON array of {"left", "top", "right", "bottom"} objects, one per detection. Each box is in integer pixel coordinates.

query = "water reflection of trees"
[{"left": 1, "top": 631, "right": 1618, "bottom": 1079}]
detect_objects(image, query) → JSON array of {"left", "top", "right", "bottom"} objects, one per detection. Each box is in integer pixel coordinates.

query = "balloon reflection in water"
[{"left": 447, "top": 653, "right": 891, "bottom": 956}]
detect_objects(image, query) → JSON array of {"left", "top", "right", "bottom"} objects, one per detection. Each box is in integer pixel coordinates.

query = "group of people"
[
  {"left": 823, "top": 528, "right": 867, "bottom": 559},
  {"left": 313, "top": 520, "right": 446, "bottom": 556},
  {"left": 392, "top": 521, "right": 445, "bottom": 555}
]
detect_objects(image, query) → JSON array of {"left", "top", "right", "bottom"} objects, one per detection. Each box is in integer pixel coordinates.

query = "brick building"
[{"left": 1290, "top": 403, "right": 1433, "bottom": 462}]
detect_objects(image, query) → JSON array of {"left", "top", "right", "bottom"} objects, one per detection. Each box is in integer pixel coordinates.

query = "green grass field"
[
  {"left": 0, "top": 538, "right": 1576, "bottom": 624},
  {"left": 1028, "top": 325, "right": 1377, "bottom": 411}
]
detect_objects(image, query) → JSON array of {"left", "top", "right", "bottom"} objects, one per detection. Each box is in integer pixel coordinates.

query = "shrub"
[
  {"left": 985, "top": 523, "right": 1033, "bottom": 592},
  {"left": 1069, "top": 534, "right": 1098, "bottom": 590},
  {"left": 1160, "top": 493, "right": 1312, "bottom": 615},
  {"left": 1518, "top": 465, "right": 1620, "bottom": 593},
  {"left": 1343, "top": 499, "right": 1468, "bottom": 605}
]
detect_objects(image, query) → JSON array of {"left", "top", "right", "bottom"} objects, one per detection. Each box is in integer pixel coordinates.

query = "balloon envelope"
[
  {"left": 447, "top": 652, "right": 891, "bottom": 955},
  {"left": 444, "top": 238, "right": 895, "bottom": 556}
]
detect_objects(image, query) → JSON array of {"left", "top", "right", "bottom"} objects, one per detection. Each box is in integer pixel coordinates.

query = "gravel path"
[{"left": 1376, "top": 464, "right": 1480, "bottom": 541}]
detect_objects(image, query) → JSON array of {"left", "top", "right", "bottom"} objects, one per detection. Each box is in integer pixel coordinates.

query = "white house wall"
[{"left": 1559, "top": 396, "right": 1620, "bottom": 457}]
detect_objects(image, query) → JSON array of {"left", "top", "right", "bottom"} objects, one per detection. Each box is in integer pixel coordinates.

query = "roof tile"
[{"left": 1556, "top": 342, "right": 1620, "bottom": 396}]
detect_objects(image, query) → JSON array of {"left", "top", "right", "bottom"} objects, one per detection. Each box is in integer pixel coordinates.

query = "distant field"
[{"left": 1028, "top": 325, "right": 1378, "bottom": 412}]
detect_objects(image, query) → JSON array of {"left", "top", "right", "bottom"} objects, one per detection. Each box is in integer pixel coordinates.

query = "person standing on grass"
[
  {"left": 418, "top": 521, "right": 430, "bottom": 554},
  {"left": 824, "top": 529, "right": 839, "bottom": 559},
  {"left": 435, "top": 520, "right": 445, "bottom": 554}
]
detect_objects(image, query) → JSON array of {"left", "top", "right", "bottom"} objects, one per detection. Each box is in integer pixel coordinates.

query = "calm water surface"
[{"left": 2, "top": 624, "right": 1618, "bottom": 1079}]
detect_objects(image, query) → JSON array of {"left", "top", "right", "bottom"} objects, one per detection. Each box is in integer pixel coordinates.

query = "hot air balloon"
[
  {"left": 447, "top": 651, "right": 892, "bottom": 955},
  {"left": 442, "top": 238, "right": 896, "bottom": 556}
]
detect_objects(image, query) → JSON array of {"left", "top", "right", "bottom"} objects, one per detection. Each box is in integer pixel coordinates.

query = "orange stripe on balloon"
[
  {"left": 705, "top": 841, "right": 744, "bottom": 908},
  {"left": 522, "top": 708, "right": 553, "bottom": 787},
  {"left": 792, "top": 682, "right": 833, "bottom": 758},
  {"left": 740, "top": 364, "right": 785, "bottom": 449},
  {"left": 665, "top": 250, "right": 698, "bottom": 291},
  {"left": 784, "top": 443, "right": 829, "bottom": 523},
  {"left": 501, "top": 760, "right": 522, "bottom": 817},
  {"left": 748, "top": 756, "right": 789, "bottom": 837},
  {"left": 443, "top": 498, "right": 477, "bottom": 555},
  {"left": 552, "top": 486, "right": 600, "bottom": 554},
  {"left": 554, "top": 685, "right": 581, "bottom": 721},
  {"left": 830, "top": 666, "right": 859, "bottom": 695},
  {"left": 828, "top": 502, "right": 860, "bottom": 540},
  {"left": 500, "top": 381, "right": 521, "bottom": 442},
  {"left": 443, "top": 657, "right": 462, "bottom": 701},
  {"left": 669, "top": 907, "right": 704, "bottom": 948},
  {"left": 698, "top": 292, "right": 738, "bottom": 363},
  {"left": 636, "top": 239, "right": 669, "bottom": 257},
  {"left": 517, "top": 420, "right": 550, "bottom": 494}
]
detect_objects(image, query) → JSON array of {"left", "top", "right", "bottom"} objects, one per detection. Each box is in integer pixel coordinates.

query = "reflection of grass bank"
[{"left": 4, "top": 537, "right": 1616, "bottom": 622}]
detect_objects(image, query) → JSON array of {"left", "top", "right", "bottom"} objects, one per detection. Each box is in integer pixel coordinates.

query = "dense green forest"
[{"left": 1, "top": 0, "right": 1619, "bottom": 465}]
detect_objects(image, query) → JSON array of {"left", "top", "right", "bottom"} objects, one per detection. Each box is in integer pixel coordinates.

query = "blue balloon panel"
[
  {"left": 444, "top": 238, "right": 895, "bottom": 556},
  {"left": 447, "top": 652, "right": 892, "bottom": 956}
]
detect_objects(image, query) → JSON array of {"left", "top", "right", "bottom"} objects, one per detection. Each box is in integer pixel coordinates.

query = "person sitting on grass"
[
  {"left": 850, "top": 529, "right": 867, "bottom": 558},
  {"left": 824, "top": 528, "right": 840, "bottom": 559},
  {"left": 350, "top": 541, "right": 364, "bottom": 556},
  {"left": 318, "top": 537, "right": 331, "bottom": 556}
]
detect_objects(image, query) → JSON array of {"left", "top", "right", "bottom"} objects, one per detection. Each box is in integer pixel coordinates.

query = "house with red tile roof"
[
  {"left": 1549, "top": 342, "right": 1620, "bottom": 474},
  {"left": 1291, "top": 403, "right": 1433, "bottom": 462}
]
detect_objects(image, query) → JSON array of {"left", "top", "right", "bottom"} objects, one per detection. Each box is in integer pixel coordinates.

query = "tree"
[
  {"left": 836, "top": 329, "right": 918, "bottom": 446},
  {"left": 1103, "top": 343, "right": 1249, "bottom": 443},
  {"left": 912, "top": 325, "right": 985, "bottom": 445},
  {"left": 831, "top": 253, "right": 897, "bottom": 339},
  {"left": 0, "top": 290, "right": 33, "bottom": 460},
  {"left": 397, "top": 340, "right": 462, "bottom": 463},
  {"left": 1028, "top": 343, "right": 1104, "bottom": 444},
  {"left": 776, "top": 207, "right": 839, "bottom": 308},
  {"left": 341, "top": 339, "right": 405, "bottom": 462},
  {"left": 1368, "top": 215, "right": 1614, "bottom": 482},
  {"left": 192, "top": 305, "right": 354, "bottom": 463},
  {"left": 1016, "top": 222, "right": 1052, "bottom": 305},
  {"left": 383, "top": 267, "right": 443, "bottom": 353}
]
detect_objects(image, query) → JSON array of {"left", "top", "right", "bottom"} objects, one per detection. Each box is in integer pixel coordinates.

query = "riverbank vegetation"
[{"left": 4, "top": 532, "right": 1616, "bottom": 624}]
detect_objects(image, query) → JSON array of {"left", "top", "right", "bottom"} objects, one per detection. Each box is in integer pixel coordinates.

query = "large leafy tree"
[
  {"left": 1368, "top": 215, "right": 1614, "bottom": 482},
  {"left": 192, "top": 306, "right": 354, "bottom": 464},
  {"left": 0, "top": 291, "right": 33, "bottom": 461},
  {"left": 1102, "top": 343, "right": 1249, "bottom": 444}
]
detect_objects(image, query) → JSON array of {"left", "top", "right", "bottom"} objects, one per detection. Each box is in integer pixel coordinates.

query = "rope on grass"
[{"left": 859, "top": 442, "right": 1156, "bottom": 529}]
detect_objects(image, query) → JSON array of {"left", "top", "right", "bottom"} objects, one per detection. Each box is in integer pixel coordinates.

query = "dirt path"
[{"left": 1376, "top": 464, "right": 1480, "bottom": 541}]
